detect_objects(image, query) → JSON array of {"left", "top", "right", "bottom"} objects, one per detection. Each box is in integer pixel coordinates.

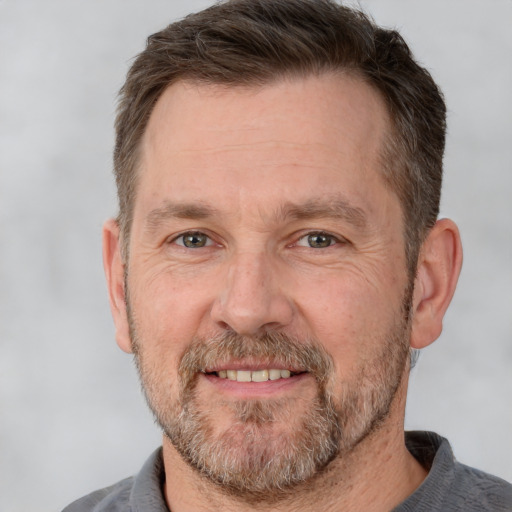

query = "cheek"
[
  {"left": 129, "top": 269, "right": 215, "bottom": 354},
  {"left": 292, "top": 266, "right": 405, "bottom": 363}
]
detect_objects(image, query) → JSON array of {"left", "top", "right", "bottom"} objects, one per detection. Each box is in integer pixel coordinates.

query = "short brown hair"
[{"left": 114, "top": 0, "right": 446, "bottom": 275}]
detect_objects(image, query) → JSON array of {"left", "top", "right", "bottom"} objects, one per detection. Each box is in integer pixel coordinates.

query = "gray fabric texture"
[{"left": 63, "top": 431, "right": 512, "bottom": 511}]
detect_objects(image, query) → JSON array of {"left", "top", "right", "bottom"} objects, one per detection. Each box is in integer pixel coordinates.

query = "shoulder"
[
  {"left": 398, "top": 431, "right": 512, "bottom": 512},
  {"left": 448, "top": 460, "right": 512, "bottom": 511},
  {"left": 61, "top": 448, "right": 167, "bottom": 512},
  {"left": 62, "top": 477, "right": 134, "bottom": 512}
]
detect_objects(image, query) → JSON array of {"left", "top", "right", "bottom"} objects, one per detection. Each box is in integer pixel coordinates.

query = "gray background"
[{"left": 0, "top": 1, "right": 510, "bottom": 510}]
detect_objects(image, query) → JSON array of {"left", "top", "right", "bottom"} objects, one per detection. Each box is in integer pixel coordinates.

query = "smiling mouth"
[{"left": 206, "top": 369, "right": 304, "bottom": 382}]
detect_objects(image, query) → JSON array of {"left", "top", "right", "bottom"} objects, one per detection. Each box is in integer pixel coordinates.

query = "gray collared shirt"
[{"left": 63, "top": 431, "right": 512, "bottom": 511}]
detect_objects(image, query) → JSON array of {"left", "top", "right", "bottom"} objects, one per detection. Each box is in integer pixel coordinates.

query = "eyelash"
[
  {"left": 171, "top": 231, "right": 215, "bottom": 248},
  {"left": 294, "top": 231, "right": 345, "bottom": 249},
  {"left": 168, "top": 230, "right": 347, "bottom": 250}
]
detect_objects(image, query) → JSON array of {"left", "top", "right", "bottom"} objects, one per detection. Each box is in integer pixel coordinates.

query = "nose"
[{"left": 210, "top": 251, "right": 294, "bottom": 336}]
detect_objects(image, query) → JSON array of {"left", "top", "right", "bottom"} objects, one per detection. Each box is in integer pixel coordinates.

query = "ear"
[
  {"left": 410, "top": 218, "right": 463, "bottom": 349},
  {"left": 102, "top": 219, "right": 133, "bottom": 353}
]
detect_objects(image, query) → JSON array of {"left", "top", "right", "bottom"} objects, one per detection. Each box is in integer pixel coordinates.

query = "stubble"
[{"left": 129, "top": 302, "right": 412, "bottom": 503}]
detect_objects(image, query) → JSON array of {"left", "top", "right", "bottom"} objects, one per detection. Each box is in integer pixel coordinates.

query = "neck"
[{"left": 161, "top": 378, "right": 426, "bottom": 512}]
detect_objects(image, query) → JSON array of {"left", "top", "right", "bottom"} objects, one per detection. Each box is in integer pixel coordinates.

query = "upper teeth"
[{"left": 216, "top": 369, "right": 292, "bottom": 382}]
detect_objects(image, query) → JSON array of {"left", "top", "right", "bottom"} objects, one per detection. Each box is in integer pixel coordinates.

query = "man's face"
[{"left": 121, "top": 75, "right": 412, "bottom": 499}]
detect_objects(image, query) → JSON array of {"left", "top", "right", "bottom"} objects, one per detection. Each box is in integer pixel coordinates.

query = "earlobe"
[
  {"left": 410, "top": 219, "right": 463, "bottom": 349},
  {"left": 102, "top": 219, "right": 133, "bottom": 353}
]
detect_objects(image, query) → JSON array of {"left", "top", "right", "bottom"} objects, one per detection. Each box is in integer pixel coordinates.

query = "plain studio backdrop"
[{"left": 0, "top": 1, "right": 511, "bottom": 510}]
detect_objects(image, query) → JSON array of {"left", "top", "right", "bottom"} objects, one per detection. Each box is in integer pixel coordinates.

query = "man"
[{"left": 64, "top": 0, "right": 512, "bottom": 510}]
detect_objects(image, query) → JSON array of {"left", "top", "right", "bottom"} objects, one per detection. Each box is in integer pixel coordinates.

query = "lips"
[{"left": 179, "top": 332, "right": 332, "bottom": 393}]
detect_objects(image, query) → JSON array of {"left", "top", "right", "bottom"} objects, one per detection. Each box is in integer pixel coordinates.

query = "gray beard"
[
  {"left": 130, "top": 313, "right": 411, "bottom": 504},
  {"left": 170, "top": 333, "right": 342, "bottom": 501}
]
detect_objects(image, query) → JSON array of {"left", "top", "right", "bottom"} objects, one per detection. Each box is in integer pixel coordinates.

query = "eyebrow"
[
  {"left": 144, "top": 197, "right": 367, "bottom": 234},
  {"left": 145, "top": 202, "right": 219, "bottom": 234},
  {"left": 279, "top": 198, "right": 367, "bottom": 229}
]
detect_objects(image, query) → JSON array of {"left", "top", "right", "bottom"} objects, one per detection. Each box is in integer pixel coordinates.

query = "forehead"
[
  {"left": 143, "top": 73, "right": 389, "bottom": 157},
  {"left": 136, "top": 74, "right": 395, "bottom": 222}
]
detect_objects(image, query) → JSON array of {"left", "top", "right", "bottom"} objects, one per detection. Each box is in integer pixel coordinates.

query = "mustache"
[{"left": 178, "top": 331, "right": 334, "bottom": 388}]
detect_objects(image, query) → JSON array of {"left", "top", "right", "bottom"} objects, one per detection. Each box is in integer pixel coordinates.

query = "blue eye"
[
  {"left": 297, "top": 232, "right": 338, "bottom": 248},
  {"left": 175, "top": 232, "right": 212, "bottom": 248}
]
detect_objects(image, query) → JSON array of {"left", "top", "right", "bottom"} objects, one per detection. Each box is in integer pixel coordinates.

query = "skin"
[{"left": 103, "top": 74, "right": 463, "bottom": 511}]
